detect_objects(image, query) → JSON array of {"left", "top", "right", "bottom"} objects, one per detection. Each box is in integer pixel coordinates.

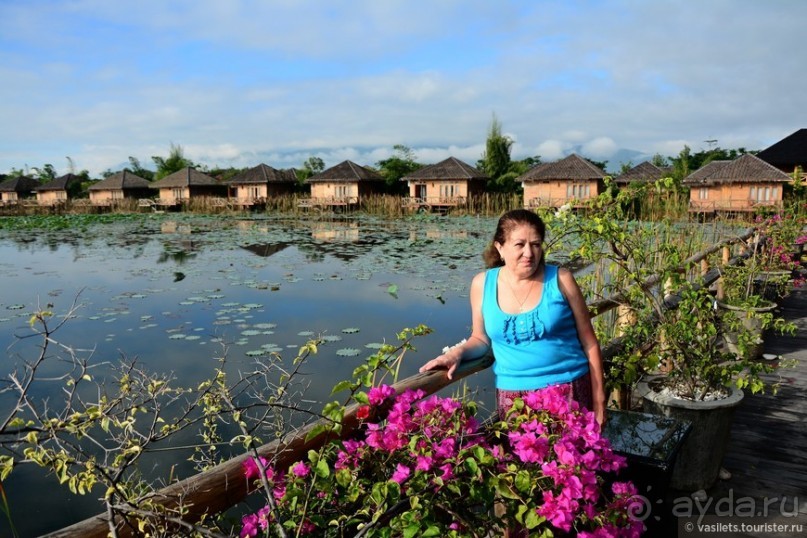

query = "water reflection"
[
  {"left": 0, "top": 214, "right": 499, "bottom": 536},
  {"left": 310, "top": 220, "right": 360, "bottom": 242}
]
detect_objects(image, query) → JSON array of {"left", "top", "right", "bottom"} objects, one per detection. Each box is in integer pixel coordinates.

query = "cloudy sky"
[{"left": 1, "top": 0, "right": 805, "bottom": 177}]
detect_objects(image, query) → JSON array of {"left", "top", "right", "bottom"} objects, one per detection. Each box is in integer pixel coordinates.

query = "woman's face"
[{"left": 495, "top": 223, "right": 543, "bottom": 276}]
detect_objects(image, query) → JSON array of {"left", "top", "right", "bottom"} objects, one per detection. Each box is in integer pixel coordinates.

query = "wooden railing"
[
  {"left": 298, "top": 196, "right": 360, "bottom": 208},
  {"left": 688, "top": 199, "right": 784, "bottom": 213},
  {"left": 402, "top": 196, "right": 467, "bottom": 207},
  {"left": 45, "top": 229, "right": 757, "bottom": 537}
]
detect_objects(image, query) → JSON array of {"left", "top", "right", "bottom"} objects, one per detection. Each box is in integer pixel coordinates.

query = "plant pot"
[
  {"left": 717, "top": 300, "right": 776, "bottom": 360},
  {"left": 637, "top": 376, "right": 744, "bottom": 491}
]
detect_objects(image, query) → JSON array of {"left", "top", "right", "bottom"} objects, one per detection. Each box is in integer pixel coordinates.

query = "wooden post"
[{"left": 609, "top": 304, "right": 637, "bottom": 410}]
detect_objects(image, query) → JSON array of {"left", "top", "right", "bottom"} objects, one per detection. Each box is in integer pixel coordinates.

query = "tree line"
[{"left": 3, "top": 118, "right": 759, "bottom": 197}]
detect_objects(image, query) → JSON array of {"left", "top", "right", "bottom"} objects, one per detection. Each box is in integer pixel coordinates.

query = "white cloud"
[
  {"left": 2, "top": 0, "right": 807, "bottom": 176},
  {"left": 582, "top": 137, "right": 618, "bottom": 159},
  {"left": 535, "top": 140, "right": 569, "bottom": 161}
]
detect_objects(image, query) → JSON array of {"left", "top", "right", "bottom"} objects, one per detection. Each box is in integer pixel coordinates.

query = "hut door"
[{"left": 415, "top": 184, "right": 427, "bottom": 200}]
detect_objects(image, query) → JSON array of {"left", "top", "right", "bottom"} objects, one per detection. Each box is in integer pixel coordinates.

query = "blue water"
[{"left": 0, "top": 214, "right": 498, "bottom": 535}]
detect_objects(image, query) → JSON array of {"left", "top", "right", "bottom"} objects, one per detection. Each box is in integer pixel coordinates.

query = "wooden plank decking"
[{"left": 670, "top": 285, "right": 807, "bottom": 537}]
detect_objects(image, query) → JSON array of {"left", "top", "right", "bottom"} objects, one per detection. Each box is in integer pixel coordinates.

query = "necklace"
[{"left": 504, "top": 272, "right": 536, "bottom": 313}]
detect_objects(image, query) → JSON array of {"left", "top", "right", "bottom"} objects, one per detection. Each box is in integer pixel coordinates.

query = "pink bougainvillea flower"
[
  {"left": 391, "top": 463, "right": 411, "bottom": 484},
  {"left": 367, "top": 384, "right": 396, "bottom": 406},
  {"left": 292, "top": 461, "right": 310, "bottom": 478}
]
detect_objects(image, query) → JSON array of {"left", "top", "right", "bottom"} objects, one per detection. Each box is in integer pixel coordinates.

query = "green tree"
[
  {"left": 651, "top": 153, "right": 669, "bottom": 168},
  {"left": 31, "top": 163, "right": 57, "bottom": 183},
  {"left": 376, "top": 144, "right": 422, "bottom": 194},
  {"left": 152, "top": 143, "right": 195, "bottom": 180},
  {"left": 670, "top": 145, "right": 692, "bottom": 185},
  {"left": 296, "top": 156, "right": 325, "bottom": 182},
  {"left": 481, "top": 114, "right": 513, "bottom": 185},
  {"left": 619, "top": 161, "right": 634, "bottom": 175},
  {"left": 126, "top": 157, "right": 155, "bottom": 181}
]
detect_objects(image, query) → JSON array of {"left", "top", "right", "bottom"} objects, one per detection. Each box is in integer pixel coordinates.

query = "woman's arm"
[
  {"left": 557, "top": 267, "right": 607, "bottom": 425},
  {"left": 419, "top": 271, "right": 491, "bottom": 380}
]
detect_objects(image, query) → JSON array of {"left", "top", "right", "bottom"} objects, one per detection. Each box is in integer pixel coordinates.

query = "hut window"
[
  {"left": 698, "top": 188, "right": 708, "bottom": 200},
  {"left": 112, "top": 190, "right": 123, "bottom": 200},
  {"left": 249, "top": 186, "right": 260, "bottom": 199},
  {"left": 335, "top": 185, "right": 351, "bottom": 198},
  {"left": 440, "top": 184, "right": 458, "bottom": 198},
  {"left": 567, "top": 183, "right": 591, "bottom": 199}
]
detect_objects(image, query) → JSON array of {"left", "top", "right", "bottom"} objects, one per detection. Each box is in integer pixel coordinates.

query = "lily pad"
[{"left": 335, "top": 348, "right": 361, "bottom": 357}]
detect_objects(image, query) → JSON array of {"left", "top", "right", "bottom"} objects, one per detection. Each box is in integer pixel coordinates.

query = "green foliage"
[
  {"left": 296, "top": 156, "right": 325, "bottom": 183},
  {"left": 126, "top": 156, "right": 155, "bottom": 181},
  {"left": 31, "top": 163, "right": 57, "bottom": 183},
  {"left": 376, "top": 144, "right": 422, "bottom": 194},
  {"left": 152, "top": 143, "right": 195, "bottom": 180},
  {"left": 480, "top": 114, "right": 513, "bottom": 188}
]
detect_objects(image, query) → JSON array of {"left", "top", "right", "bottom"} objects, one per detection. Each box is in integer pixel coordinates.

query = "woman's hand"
[{"left": 419, "top": 352, "right": 461, "bottom": 380}]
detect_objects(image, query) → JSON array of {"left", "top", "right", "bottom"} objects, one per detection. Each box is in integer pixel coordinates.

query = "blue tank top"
[{"left": 482, "top": 265, "right": 590, "bottom": 390}]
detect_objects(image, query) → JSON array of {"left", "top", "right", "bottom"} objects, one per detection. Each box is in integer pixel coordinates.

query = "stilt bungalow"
[
  {"left": 301, "top": 160, "right": 384, "bottom": 209},
  {"left": 34, "top": 173, "right": 84, "bottom": 206},
  {"left": 0, "top": 175, "right": 39, "bottom": 205},
  {"left": 518, "top": 154, "right": 607, "bottom": 209},
  {"left": 401, "top": 157, "right": 488, "bottom": 213},
  {"left": 149, "top": 167, "right": 227, "bottom": 209},
  {"left": 683, "top": 153, "right": 791, "bottom": 214},
  {"left": 228, "top": 164, "right": 298, "bottom": 208},
  {"left": 88, "top": 170, "right": 152, "bottom": 206}
]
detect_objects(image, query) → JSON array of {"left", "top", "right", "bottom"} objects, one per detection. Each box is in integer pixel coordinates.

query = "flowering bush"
[
  {"left": 754, "top": 209, "right": 805, "bottom": 275},
  {"left": 240, "top": 384, "right": 643, "bottom": 537}
]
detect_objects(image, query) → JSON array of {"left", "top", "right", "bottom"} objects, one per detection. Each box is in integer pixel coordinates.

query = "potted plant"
[
  {"left": 715, "top": 263, "right": 789, "bottom": 361},
  {"left": 636, "top": 279, "right": 794, "bottom": 491}
]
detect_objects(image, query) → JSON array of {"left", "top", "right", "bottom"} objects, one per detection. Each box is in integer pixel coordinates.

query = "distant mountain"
[{"left": 607, "top": 148, "right": 652, "bottom": 173}]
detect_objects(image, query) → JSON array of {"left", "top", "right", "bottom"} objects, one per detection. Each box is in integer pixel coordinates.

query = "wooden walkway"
[{"left": 673, "top": 285, "right": 807, "bottom": 537}]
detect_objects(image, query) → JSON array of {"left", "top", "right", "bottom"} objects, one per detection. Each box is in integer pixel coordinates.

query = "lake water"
[{"left": 0, "top": 213, "right": 500, "bottom": 535}]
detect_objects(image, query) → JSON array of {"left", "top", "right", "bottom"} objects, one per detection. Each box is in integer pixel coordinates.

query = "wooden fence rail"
[{"left": 45, "top": 229, "right": 756, "bottom": 537}]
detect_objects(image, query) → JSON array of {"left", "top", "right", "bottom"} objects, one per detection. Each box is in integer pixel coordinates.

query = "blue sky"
[{"left": 1, "top": 0, "right": 806, "bottom": 176}]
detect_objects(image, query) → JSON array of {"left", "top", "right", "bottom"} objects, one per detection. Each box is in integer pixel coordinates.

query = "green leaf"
[
  {"left": 403, "top": 524, "right": 420, "bottom": 538},
  {"left": 524, "top": 509, "right": 544, "bottom": 530},
  {"left": 330, "top": 380, "right": 354, "bottom": 395},
  {"left": 515, "top": 470, "right": 532, "bottom": 493},
  {"left": 422, "top": 526, "right": 441, "bottom": 537},
  {"left": 315, "top": 458, "right": 330, "bottom": 478}
]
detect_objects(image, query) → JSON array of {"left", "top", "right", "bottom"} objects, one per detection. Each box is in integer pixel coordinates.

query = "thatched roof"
[
  {"left": 307, "top": 160, "right": 383, "bottom": 183},
  {"left": 757, "top": 128, "right": 807, "bottom": 169},
  {"left": 614, "top": 161, "right": 667, "bottom": 185},
  {"left": 683, "top": 154, "right": 791, "bottom": 186},
  {"left": 401, "top": 157, "right": 488, "bottom": 182},
  {"left": 228, "top": 164, "right": 298, "bottom": 185},
  {"left": 150, "top": 167, "right": 219, "bottom": 188},
  {"left": 35, "top": 173, "right": 84, "bottom": 191},
  {"left": 0, "top": 175, "right": 40, "bottom": 193},
  {"left": 88, "top": 170, "right": 150, "bottom": 191},
  {"left": 518, "top": 154, "right": 606, "bottom": 182}
]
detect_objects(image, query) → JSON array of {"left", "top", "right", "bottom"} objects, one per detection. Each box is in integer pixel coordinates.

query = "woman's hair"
[{"left": 482, "top": 209, "right": 546, "bottom": 268}]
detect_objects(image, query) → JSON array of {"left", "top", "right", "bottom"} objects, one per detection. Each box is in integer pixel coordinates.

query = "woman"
[{"left": 419, "top": 209, "right": 606, "bottom": 425}]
